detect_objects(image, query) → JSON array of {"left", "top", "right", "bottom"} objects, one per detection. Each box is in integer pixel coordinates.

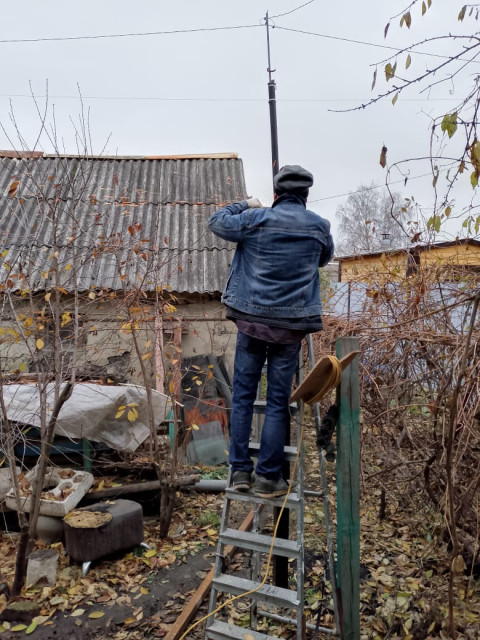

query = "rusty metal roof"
[{"left": 0, "top": 154, "right": 245, "bottom": 294}]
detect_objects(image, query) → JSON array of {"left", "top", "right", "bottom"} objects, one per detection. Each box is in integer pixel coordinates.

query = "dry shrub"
[{"left": 315, "top": 269, "right": 480, "bottom": 558}]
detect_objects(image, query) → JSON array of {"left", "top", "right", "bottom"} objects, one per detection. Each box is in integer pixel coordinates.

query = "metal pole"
[
  {"left": 265, "top": 11, "right": 279, "bottom": 183},
  {"left": 265, "top": 9, "right": 289, "bottom": 590}
]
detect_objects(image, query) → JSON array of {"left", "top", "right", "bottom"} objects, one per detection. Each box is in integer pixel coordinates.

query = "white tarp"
[{"left": 2, "top": 383, "right": 171, "bottom": 452}]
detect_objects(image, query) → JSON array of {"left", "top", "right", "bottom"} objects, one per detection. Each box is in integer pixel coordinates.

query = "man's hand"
[{"left": 246, "top": 197, "right": 262, "bottom": 209}]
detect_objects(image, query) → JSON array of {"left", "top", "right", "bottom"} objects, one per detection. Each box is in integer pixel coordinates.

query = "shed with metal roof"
[{"left": 0, "top": 152, "right": 246, "bottom": 387}]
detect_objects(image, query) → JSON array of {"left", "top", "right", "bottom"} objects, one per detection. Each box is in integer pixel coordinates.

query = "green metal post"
[
  {"left": 336, "top": 336, "right": 360, "bottom": 640},
  {"left": 167, "top": 409, "right": 175, "bottom": 451}
]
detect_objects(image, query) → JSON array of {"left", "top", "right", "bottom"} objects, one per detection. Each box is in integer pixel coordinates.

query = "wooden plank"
[
  {"left": 164, "top": 509, "right": 255, "bottom": 640},
  {"left": 336, "top": 337, "right": 360, "bottom": 640}
]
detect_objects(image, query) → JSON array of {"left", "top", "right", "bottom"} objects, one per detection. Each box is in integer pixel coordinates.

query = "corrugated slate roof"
[{"left": 0, "top": 154, "right": 246, "bottom": 294}]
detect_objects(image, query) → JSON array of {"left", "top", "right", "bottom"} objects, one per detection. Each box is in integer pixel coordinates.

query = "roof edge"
[
  {"left": 335, "top": 238, "right": 480, "bottom": 261},
  {"left": 0, "top": 151, "right": 239, "bottom": 161}
]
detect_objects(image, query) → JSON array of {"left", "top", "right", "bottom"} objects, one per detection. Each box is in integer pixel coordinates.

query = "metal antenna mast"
[
  {"left": 265, "top": 11, "right": 279, "bottom": 184},
  {"left": 265, "top": 19, "right": 290, "bottom": 593}
]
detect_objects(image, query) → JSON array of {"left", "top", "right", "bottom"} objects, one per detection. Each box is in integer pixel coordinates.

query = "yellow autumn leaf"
[
  {"left": 168, "top": 381, "right": 175, "bottom": 394},
  {"left": 88, "top": 611, "right": 105, "bottom": 619},
  {"left": 24, "top": 317, "right": 33, "bottom": 327},
  {"left": 71, "top": 609, "right": 85, "bottom": 617},
  {"left": 115, "top": 409, "right": 125, "bottom": 419},
  {"left": 207, "top": 528, "right": 217, "bottom": 536},
  {"left": 140, "top": 587, "right": 149, "bottom": 595},
  {"left": 25, "top": 620, "right": 38, "bottom": 634},
  {"left": 123, "top": 617, "right": 136, "bottom": 625},
  {"left": 36, "top": 338, "right": 44, "bottom": 350},
  {"left": 61, "top": 312, "right": 72, "bottom": 326},
  {"left": 45, "top": 292, "right": 51, "bottom": 302},
  {"left": 88, "top": 291, "right": 96, "bottom": 300},
  {"left": 192, "top": 424, "right": 199, "bottom": 431},
  {"left": 141, "top": 351, "right": 153, "bottom": 361},
  {"left": 127, "top": 408, "right": 138, "bottom": 422},
  {"left": 65, "top": 264, "right": 72, "bottom": 271},
  {"left": 143, "top": 549, "right": 156, "bottom": 558},
  {"left": 11, "top": 625, "right": 28, "bottom": 632}
]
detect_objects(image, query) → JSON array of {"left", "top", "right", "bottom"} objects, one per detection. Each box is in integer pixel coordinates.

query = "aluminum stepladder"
[{"left": 205, "top": 357, "right": 306, "bottom": 640}]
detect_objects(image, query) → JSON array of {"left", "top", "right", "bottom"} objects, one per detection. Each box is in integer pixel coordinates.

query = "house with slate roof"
[{"left": 0, "top": 151, "right": 245, "bottom": 389}]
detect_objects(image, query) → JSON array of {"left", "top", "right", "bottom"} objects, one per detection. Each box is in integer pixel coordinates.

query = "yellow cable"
[
  {"left": 307, "top": 356, "right": 342, "bottom": 405},
  {"left": 179, "top": 356, "right": 342, "bottom": 639}
]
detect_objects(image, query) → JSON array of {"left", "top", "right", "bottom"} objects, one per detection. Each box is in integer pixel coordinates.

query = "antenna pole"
[
  {"left": 265, "top": 22, "right": 289, "bottom": 592},
  {"left": 265, "top": 11, "right": 279, "bottom": 184}
]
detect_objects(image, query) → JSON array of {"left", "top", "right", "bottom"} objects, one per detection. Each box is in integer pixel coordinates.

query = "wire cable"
[
  {"left": 0, "top": 93, "right": 459, "bottom": 103},
  {"left": 270, "top": 0, "right": 316, "bottom": 19},
  {"left": 309, "top": 167, "right": 456, "bottom": 203},
  {"left": 275, "top": 25, "right": 480, "bottom": 63},
  {"left": 0, "top": 24, "right": 262, "bottom": 44}
]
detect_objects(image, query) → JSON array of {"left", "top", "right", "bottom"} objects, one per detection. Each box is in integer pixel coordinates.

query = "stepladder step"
[
  {"left": 219, "top": 528, "right": 301, "bottom": 559},
  {"left": 248, "top": 441, "right": 299, "bottom": 462},
  {"left": 205, "top": 619, "right": 284, "bottom": 640},
  {"left": 213, "top": 574, "right": 301, "bottom": 609},
  {"left": 224, "top": 487, "right": 301, "bottom": 509}
]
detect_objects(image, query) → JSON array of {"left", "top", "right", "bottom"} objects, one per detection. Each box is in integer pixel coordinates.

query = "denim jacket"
[{"left": 208, "top": 194, "right": 334, "bottom": 319}]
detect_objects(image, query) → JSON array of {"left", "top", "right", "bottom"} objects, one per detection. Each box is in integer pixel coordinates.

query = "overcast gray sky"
[{"left": 0, "top": 1, "right": 476, "bottom": 239}]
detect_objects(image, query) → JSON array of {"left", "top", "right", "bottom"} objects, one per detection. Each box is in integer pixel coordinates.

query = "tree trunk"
[{"left": 159, "top": 477, "right": 176, "bottom": 538}]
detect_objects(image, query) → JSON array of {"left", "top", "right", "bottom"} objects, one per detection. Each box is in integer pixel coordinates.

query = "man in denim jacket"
[{"left": 208, "top": 165, "right": 334, "bottom": 498}]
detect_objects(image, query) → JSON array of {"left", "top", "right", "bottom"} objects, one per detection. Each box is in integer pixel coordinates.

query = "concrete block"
[
  {"left": 36, "top": 515, "right": 64, "bottom": 544},
  {"left": 0, "top": 467, "right": 20, "bottom": 501},
  {"left": 26, "top": 549, "right": 58, "bottom": 586},
  {"left": 5, "top": 467, "right": 93, "bottom": 517}
]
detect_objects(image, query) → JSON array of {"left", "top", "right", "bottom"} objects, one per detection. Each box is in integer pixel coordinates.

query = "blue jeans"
[{"left": 229, "top": 331, "right": 301, "bottom": 480}]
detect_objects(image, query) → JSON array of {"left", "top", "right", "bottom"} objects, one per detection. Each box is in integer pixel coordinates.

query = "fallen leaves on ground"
[
  {"left": 0, "top": 490, "right": 222, "bottom": 637},
  {"left": 302, "top": 437, "right": 480, "bottom": 640}
]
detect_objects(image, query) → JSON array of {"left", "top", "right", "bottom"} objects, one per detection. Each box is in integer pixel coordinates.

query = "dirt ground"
[
  {"left": 1, "top": 549, "right": 212, "bottom": 640},
  {"left": 0, "top": 488, "right": 224, "bottom": 640}
]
